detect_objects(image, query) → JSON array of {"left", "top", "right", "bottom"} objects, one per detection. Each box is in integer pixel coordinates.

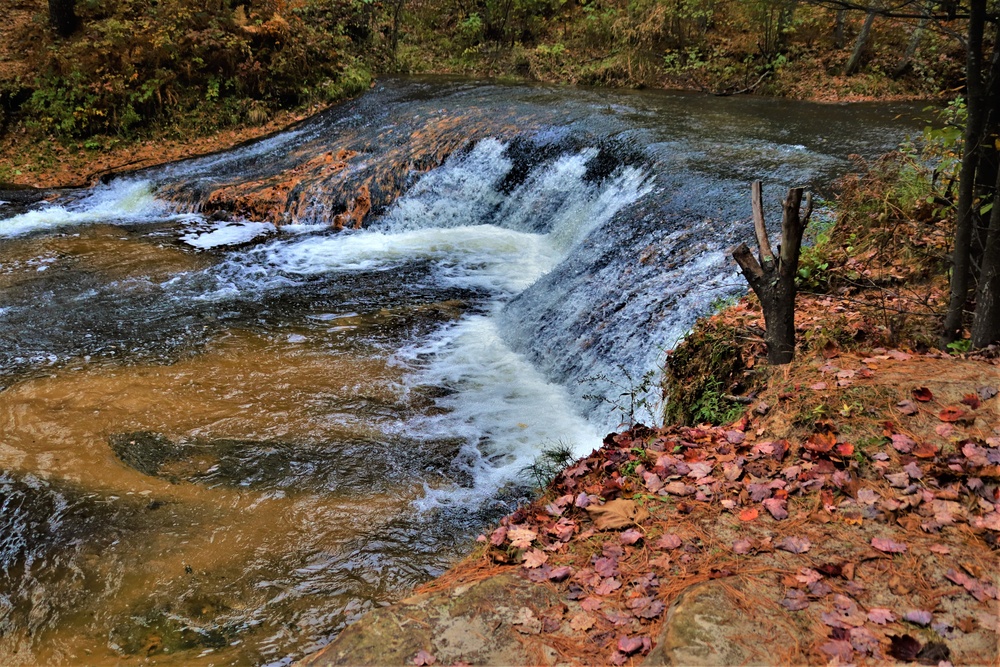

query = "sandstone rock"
[
  {"left": 298, "top": 574, "right": 561, "bottom": 666},
  {"left": 644, "top": 580, "right": 796, "bottom": 666}
]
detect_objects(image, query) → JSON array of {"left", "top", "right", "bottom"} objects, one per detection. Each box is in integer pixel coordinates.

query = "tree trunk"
[
  {"left": 833, "top": 10, "right": 846, "bottom": 49},
  {"left": 844, "top": 11, "right": 876, "bottom": 76},
  {"left": 391, "top": 0, "right": 406, "bottom": 62},
  {"left": 971, "top": 170, "right": 1000, "bottom": 347},
  {"left": 732, "top": 181, "right": 813, "bottom": 365},
  {"left": 942, "top": 0, "right": 987, "bottom": 344},
  {"left": 48, "top": 0, "right": 78, "bottom": 37},
  {"left": 893, "top": 15, "right": 927, "bottom": 78}
]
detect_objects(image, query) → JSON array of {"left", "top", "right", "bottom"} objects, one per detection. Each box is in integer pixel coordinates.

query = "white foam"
[
  {"left": 401, "top": 315, "right": 601, "bottom": 508},
  {"left": 256, "top": 224, "right": 558, "bottom": 294},
  {"left": 0, "top": 179, "right": 168, "bottom": 238},
  {"left": 182, "top": 221, "right": 276, "bottom": 249}
]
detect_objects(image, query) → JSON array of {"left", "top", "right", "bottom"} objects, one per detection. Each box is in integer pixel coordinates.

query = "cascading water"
[{"left": 0, "top": 78, "right": 921, "bottom": 666}]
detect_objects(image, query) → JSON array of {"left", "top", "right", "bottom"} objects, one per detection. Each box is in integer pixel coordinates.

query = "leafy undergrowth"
[{"left": 415, "top": 346, "right": 999, "bottom": 665}]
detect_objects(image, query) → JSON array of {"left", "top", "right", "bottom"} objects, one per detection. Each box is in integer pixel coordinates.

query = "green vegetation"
[{"left": 0, "top": 0, "right": 971, "bottom": 150}]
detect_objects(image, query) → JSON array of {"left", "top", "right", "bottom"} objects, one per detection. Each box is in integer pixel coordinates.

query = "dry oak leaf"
[{"left": 586, "top": 499, "right": 650, "bottom": 530}]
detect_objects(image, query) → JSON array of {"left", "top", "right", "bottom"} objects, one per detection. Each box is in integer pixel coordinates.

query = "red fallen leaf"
[
  {"left": 912, "top": 441, "right": 940, "bottom": 459},
  {"left": 834, "top": 442, "right": 855, "bottom": 457},
  {"left": 810, "top": 382, "right": 828, "bottom": 391},
  {"left": 928, "top": 544, "right": 950, "bottom": 554},
  {"left": 609, "top": 651, "right": 628, "bottom": 666},
  {"left": 804, "top": 431, "right": 837, "bottom": 453},
  {"left": 896, "top": 399, "right": 919, "bottom": 415},
  {"left": 938, "top": 406, "right": 967, "bottom": 422},
  {"left": 762, "top": 497, "right": 788, "bottom": 520},
  {"left": 871, "top": 537, "right": 907, "bottom": 553},
  {"left": 580, "top": 596, "right": 602, "bottom": 611},
  {"left": 732, "top": 538, "right": 753, "bottom": 555},
  {"left": 889, "top": 635, "right": 922, "bottom": 661},
  {"left": 868, "top": 608, "right": 895, "bottom": 624},
  {"left": 547, "top": 566, "right": 573, "bottom": 582},
  {"left": 912, "top": 387, "right": 933, "bottom": 402},
  {"left": 776, "top": 536, "right": 811, "bottom": 553},
  {"left": 412, "top": 649, "right": 436, "bottom": 666},
  {"left": 738, "top": 507, "right": 759, "bottom": 522},
  {"left": 961, "top": 393, "right": 982, "bottom": 410},
  {"left": 656, "top": 534, "right": 682, "bottom": 550},
  {"left": 620, "top": 529, "right": 643, "bottom": 545}
]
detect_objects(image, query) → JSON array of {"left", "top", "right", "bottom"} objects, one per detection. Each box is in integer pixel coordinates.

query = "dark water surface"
[{"left": 0, "top": 78, "right": 921, "bottom": 665}]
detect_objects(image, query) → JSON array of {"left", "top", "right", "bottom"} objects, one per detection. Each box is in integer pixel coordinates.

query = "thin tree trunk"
[
  {"left": 834, "top": 10, "right": 846, "bottom": 49},
  {"left": 893, "top": 16, "right": 927, "bottom": 78},
  {"left": 971, "top": 170, "right": 1000, "bottom": 347},
  {"left": 732, "top": 181, "right": 812, "bottom": 365},
  {"left": 844, "top": 11, "right": 876, "bottom": 76},
  {"left": 942, "top": 0, "right": 987, "bottom": 344}
]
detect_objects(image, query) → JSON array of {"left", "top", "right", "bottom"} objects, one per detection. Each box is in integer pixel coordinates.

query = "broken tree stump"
[{"left": 732, "top": 181, "right": 812, "bottom": 365}]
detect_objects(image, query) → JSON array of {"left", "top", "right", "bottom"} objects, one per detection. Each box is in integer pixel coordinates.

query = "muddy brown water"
[{"left": 0, "top": 78, "right": 924, "bottom": 665}]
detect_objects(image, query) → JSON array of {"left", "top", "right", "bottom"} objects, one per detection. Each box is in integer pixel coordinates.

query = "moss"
[{"left": 662, "top": 318, "right": 763, "bottom": 426}]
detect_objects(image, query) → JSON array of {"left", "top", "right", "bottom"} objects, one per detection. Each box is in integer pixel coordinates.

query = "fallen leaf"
[
  {"left": 896, "top": 399, "right": 919, "bottom": 415},
  {"left": 595, "top": 578, "right": 622, "bottom": 595},
  {"left": 928, "top": 544, "right": 951, "bottom": 554},
  {"left": 810, "top": 382, "right": 828, "bottom": 391},
  {"left": 868, "top": 608, "right": 896, "bottom": 624},
  {"left": 507, "top": 528, "right": 538, "bottom": 549},
  {"left": 512, "top": 607, "right": 541, "bottom": 634},
  {"left": 594, "top": 557, "right": 619, "bottom": 578},
  {"left": 620, "top": 529, "right": 643, "bottom": 545},
  {"left": 628, "top": 596, "right": 665, "bottom": 619},
  {"left": 819, "top": 640, "right": 854, "bottom": 662},
  {"left": 871, "top": 537, "right": 907, "bottom": 553},
  {"left": 569, "top": 612, "right": 595, "bottom": 632},
  {"left": 762, "top": 497, "right": 788, "bottom": 520},
  {"left": 912, "top": 441, "right": 940, "bottom": 458},
  {"left": 617, "top": 636, "right": 650, "bottom": 656},
  {"left": 804, "top": 431, "right": 837, "bottom": 453},
  {"left": 739, "top": 507, "right": 759, "bottom": 522},
  {"left": 586, "top": 499, "right": 650, "bottom": 530},
  {"left": 490, "top": 526, "right": 508, "bottom": 546},
  {"left": 938, "top": 406, "right": 967, "bottom": 422},
  {"left": 580, "top": 597, "right": 602, "bottom": 612},
  {"left": 662, "top": 481, "right": 695, "bottom": 496},
  {"left": 904, "top": 609, "right": 932, "bottom": 626},
  {"left": 891, "top": 433, "right": 916, "bottom": 453},
  {"left": 732, "top": 538, "right": 752, "bottom": 555},
  {"left": 656, "top": 534, "right": 682, "bottom": 550},
  {"left": 548, "top": 566, "right": 573, "bottom": 582},
  {"left": 781, "top": 589, "right": 809, "bottom": 611},
  {"left": 912, "top": 387, "right": 934, "bottom": 402},
  {"left": 412, "top": 650, "right": 436, "bottom": 666},
  {"left": 889, "top": 634, "right": 922, "bottom": 661},
  {"left": 961, "top": 393, "right": 982, "bottom": 410},
  {"left": 522, "top": 548, "right": 548, "bottom": 569},
  {"left": 776, "top": 536, "right": 811, "bottom": 553},
  {"left": 977, "top": 385, "right": 998, "bottom": 401}
]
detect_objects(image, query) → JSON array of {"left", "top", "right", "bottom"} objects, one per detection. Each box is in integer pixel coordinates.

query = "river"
[{"left": 0, "top": 77, "right": 920, "bottom": 666}]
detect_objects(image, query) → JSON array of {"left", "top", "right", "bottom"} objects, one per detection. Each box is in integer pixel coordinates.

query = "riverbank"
[
  {"left": 0, "top": 0, "right": 962, "bottom": 188},
  {"left": 298, "top": 157, "right": 1000, "bottom": 664}
]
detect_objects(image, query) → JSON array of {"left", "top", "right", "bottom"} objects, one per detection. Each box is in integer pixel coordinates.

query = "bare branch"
[
  {"left": 733, "top": 243, "right": 765, "bottom": 283},
  {"left": 751, "top": 181, "right": 775, "bottom": 266}
]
